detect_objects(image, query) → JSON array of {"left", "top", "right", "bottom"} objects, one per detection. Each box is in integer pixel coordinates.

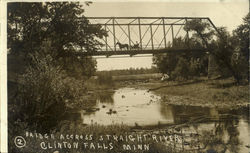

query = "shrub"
[
  {"left": 9, "top": 52, "right": 86, "bottom": 132},
  {"left": 97, "top": 72, "right": 113, "bottom": 85},
  {"left": 171, "top": 57, "right": 190, "bottom": 80}
]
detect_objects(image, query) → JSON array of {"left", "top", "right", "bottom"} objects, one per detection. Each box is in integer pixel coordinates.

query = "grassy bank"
[
  {"left": 112, "top": 73, "right": 162, "bottom": 81},
  {"left": 85, "top": 73, "right": 248, "bottom": 108},
  {"left": 9, "top": 76, "right": 248, "bottom": 152},
  {"left": 84, "top": 73, "right": 162, "bottom": 91},
  {"left": 127, "top": 77, "right": 249, "bottom": 108}
]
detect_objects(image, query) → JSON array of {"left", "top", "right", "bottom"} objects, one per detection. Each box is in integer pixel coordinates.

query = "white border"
[
  {"left": 0, "top": 0, "right": 248, "bottom": 152},
  {"left": 0, "top": 1, "right": 7, "bottom": 152}
]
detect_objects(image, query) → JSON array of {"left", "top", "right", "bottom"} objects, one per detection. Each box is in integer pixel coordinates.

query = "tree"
[
  {"left": 153, "top": 37, "right": 207, "bottom": 80},
  {"left": 153, "top": 52, "right": 178, "bottom": 76},
  {"left": 171, "top": 57, "right": 190, "bottom": 80},
  {"left": 231, "top": 13, "right": 249, "bottom": 81},
  {"left": 7, "top": 2, "right": 107, "bottom": 134},
  {"left": 7, "top": 2, "right": 107, "bottom": 78},
  {"left": 152, "top": 38, "right": 185, "bottom": 77},
  {"left": 232, "top": 12, "right": 249, "bottom": 61},
  {"left": 184, "top": 19, "right": 215, "bottom": 48},
  {"left": 184, "top": 18, "right": 248, "bottom": 83}
]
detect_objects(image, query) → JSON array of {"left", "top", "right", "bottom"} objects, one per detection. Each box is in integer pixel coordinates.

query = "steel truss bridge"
[{"left": 79, "top": 17, "right": 219, "bottom": 57}]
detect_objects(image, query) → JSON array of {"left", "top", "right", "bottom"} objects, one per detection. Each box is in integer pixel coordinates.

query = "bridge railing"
[
  {"left": 86, "top": 17, "right": 210, "bottom": 52},
  {"left": 99, "top": 44, "right": 172, "bottom": 51},
  {"left": 78, "top": 17, "right": 220, "bottom": 56}
]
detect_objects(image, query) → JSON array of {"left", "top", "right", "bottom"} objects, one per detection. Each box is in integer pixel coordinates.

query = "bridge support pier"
[{"left": 208, "top": 53, "right": 220, "bottom": 79}]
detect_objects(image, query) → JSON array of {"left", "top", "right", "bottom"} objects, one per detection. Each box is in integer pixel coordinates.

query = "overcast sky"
[{"left": 83, "top": 0, "right": 249, "bottom": 71}]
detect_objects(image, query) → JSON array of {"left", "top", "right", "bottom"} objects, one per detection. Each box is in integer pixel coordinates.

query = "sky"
[{"left": 84, "top": 0, "right": 249, "bottom": 71}]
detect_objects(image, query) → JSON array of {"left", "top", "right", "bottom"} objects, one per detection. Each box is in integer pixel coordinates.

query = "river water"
[{"left": 80, "top": 87, "right": 250, "bottom": 152}]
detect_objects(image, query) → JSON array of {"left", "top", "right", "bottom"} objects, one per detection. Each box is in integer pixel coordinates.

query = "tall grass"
[
  {"left": 96, "top": 67, "right": 158, "bottom": 76},
  {"left": 112, "top": 73, "right": 162, "bottom": 81},
  {"left": 97, "top": 72, "right": 113, "bottom": 85}
]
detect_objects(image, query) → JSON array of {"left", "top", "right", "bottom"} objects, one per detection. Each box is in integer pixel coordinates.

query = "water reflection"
[
  {"left": 80, "top": 87, "right": 249, "bottom": 153},
  {"left": 191, "top": 115, "right": 246, "bottom": 153},
  {"left": 96, "top": 91, "right": 114, "bottom": 104},
  {"left": 82, "top": 88, "right": 163, "bottom": 125},
  {"left": 158, "top": 112, "right": 249, "bottom": 153},
  {"left": 158, "top": 105, "right": 249, "bottom": 152},
  {"left": 161, "top": 104, "right": 211, "bottom": 124}
]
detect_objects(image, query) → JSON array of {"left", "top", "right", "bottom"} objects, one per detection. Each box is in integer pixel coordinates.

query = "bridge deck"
[{"left": 74, "top": 48, "right": 206, "bottom": 56}]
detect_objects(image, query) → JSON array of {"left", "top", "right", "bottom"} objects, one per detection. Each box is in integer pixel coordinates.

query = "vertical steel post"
[
  {"left": 171, "top": 25, "right": 174, "bottom": 47},
  {"left": 128, "top": 24, "right": 131, "bottom": 50},
  {"left": 105, "top": 25, "right": 108, "bottom": 51},
  {"left": 181, "top": 128, "right": 184, "bottom": 151},
  {"left": 112, "top": 18, "right": 116, "bottom": 51},
  {"left": 150, "top": 24, "right": 154, "bottom": 50},
  {"left": 162, "top": 18, "right": 167, "bottom": 48},
  {"left": 185, "top": 18, "right": 190, "bottom": 48},
  {"left": 138, "top": 18, "right": 142, "bottom": 49}
]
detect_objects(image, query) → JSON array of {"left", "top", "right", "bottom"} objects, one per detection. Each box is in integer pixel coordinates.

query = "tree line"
[
  {"left": 153, "top": 14, "right": 249, "bottom": 83},
  {"left": 96, "top": 67, "right": 158, "bottom": 76}
]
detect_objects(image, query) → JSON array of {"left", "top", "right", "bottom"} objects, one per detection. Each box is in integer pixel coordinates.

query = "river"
[{"left": 80, "top": 87, "right": 250, "bottom": 152}]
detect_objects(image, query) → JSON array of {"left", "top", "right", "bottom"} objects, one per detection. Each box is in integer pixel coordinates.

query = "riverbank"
[
  {"left": 11, "top": 77, "right": 248, "bottom": 153},
  {"left": 78, "top": 75, "right": 249, "bottom": 110},
  {"left": 125, "top": 77, "right": 249, "bottom": 109}
]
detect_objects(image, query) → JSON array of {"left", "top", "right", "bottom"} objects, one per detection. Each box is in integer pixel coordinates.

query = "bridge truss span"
[{"left": 83, "top": 17, "right": 218, "bottom": 56}]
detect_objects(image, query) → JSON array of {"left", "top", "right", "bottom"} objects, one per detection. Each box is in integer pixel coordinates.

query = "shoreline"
[
  {"left": 115, "top": 77, "right": 249, "bottom": 109},
  {"left": 70, "top": 77, "right": 249, "bottom": 116}
]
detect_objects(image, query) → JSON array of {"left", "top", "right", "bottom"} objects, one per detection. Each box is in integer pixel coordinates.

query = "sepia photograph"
[{"left": 3, "top": 0, "right": 250, "bottom": 152}]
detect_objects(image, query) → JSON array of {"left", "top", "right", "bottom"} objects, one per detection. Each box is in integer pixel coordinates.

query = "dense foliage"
[
  {"left": 7, "top": 1, "right": 107, "bottom": 138},
  {"left": 153, "top": 37, "right": 208, "bottom": 80},
  {"left": 8, "top": 2, "right": 107, "bottom": 78},
  {"left": 153, "top": 13, "right": 249, "bottom": 82}
]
